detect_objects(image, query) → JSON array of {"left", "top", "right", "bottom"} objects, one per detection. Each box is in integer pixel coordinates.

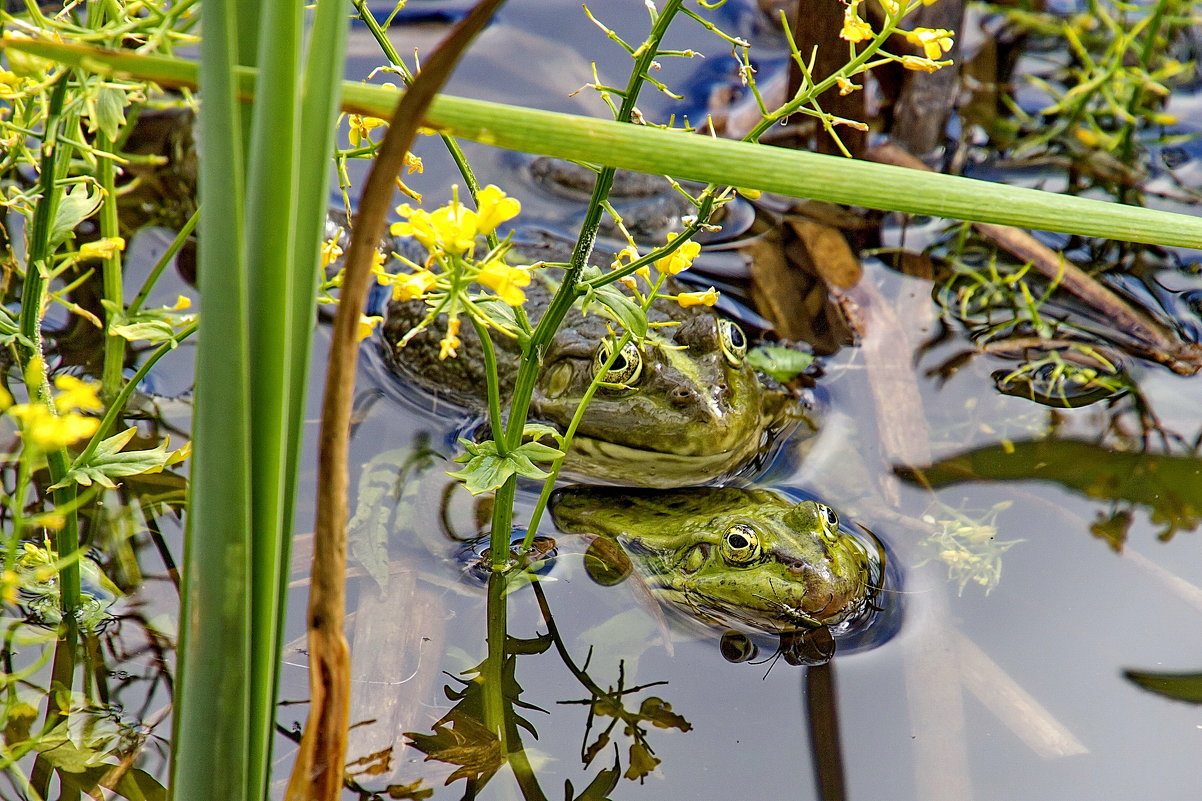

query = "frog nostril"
[{"left": 670, "top": 387, "right": 692, "bottom": 405}]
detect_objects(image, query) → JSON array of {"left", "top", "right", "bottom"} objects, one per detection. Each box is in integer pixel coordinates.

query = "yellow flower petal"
[
  {"left": 78, "top": 237, "right": 126, "bottom": 262},
  {"left": 677, "top": 287, "right": 720, "bottom": 308},
  {"left": 474, "top": 185, "right": 521, "bottom": 235},
  {"left": 476, "top": 259, "right": 531, "bottom": 306},
  {"left": 439, "top": 317, "right": 462, "bottom": 360},
  {"left": 53, "top": 375, "right": 103, "bottom": 413},
  {"left": 840, "top": 1, "right": 874, "bottom": 43},
  {"left": 357, "top": 315, "right": 383, "bottom": 342},
  {"left": 394, "top": 269, "right": 439, "bottom": 302},
  {"left": 655, "top": 234, "right": 702, "bottom": 276}
]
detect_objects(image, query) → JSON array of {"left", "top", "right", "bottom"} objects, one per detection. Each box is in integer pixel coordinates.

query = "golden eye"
[
  {"left": 718, "top": 319, "right": 747, "bottom": 366},
  {"left": 721, "top": 524, "right": 761, "bottom": 565},
  {"left": 592, "top": 339, "right": 643, "bottom": 386}
]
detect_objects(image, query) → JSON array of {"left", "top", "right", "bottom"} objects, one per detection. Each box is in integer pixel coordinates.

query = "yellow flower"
[
  {"left": 403, "top": 152, "right": 424, "bottom": 174},
  {"left": 0, "top": 386, "right": 12, "bottom": 411},
  {"left": 393, "top": 269, "right": 439, "bottom": 301},
  {"left": 677, "top": 287, "right": 720, "bottom": 308},
  {"left": 836, "top": 76, "right": 861, "bottom": 96},
  {"left": 348, "top": 114, "right": 386, "bottom": 146},
  {"left": 169, "top": 295, "right": 193, "bottom": 311},
  {"left": 476, "top": 258, "right": 531, "bottom": 306},
  {"left": 78, "top": 237, "right": 126, "bottom": 262},
  {"left": 474, "top": 185, "right": 521, "bottom": 235},
  {"left": 53, "top": 375, "right": 103, "bottom": 412},
  {"left": 357, "top": 315, "right": 382, "bottom": 342},
  {"left": 321, "top": 236, "right": 344, "bottom": 267},
  {"left": 1, "top": 570, "right": 17, "bottom": 604},
  {"left": 903, "top": 28, "right": 954, "bottom": 60},
  {"left": 439, "top": 317, "right": 462, "bottom": 360},
  {"left": 877, "top": 0, "right": 900, "bottom": 13},
  {"left": 655, "top": 234, "right": 702, "bottom": 276},
  {"left": 840, "top": 1, "right": 874, "bottom": 43},
  {"left": 391, "top": 201, "right": 478, "bottom": 256},
  {"left": 9, "top": 404, "right": 99, "bottom": 450},
  {"left": 900, "top": 55, "right": 943, "bottom": 72}
]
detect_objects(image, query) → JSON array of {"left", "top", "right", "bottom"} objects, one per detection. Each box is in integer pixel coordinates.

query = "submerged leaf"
[
  {"left": 747, "top": 345, "right": 814, "bottom": 382},
  {"left": 1124, "top": 670, "right": 1202, "bottom": 704},
  {"left": 897, "top": 439, "right": 1202, "bottom": 540}
]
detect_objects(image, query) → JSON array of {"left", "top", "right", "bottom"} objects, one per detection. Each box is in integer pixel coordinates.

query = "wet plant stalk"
[{"left": 491, "top": 0, "right": 686, "bottom": 567}]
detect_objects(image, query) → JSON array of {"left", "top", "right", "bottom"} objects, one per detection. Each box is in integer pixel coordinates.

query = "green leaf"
[
  {"left": 52, "top": 428, "right": 173, "bottom": 489},
  {"left": 522, "top": 423, "right": 564, "bottom": 447},
  {"left": 1124, "top": 670, "right": 1202, "bottom": 703},
  {"left": 593, "top": 284, "right": 647, "bottom": 338},
  {"left": 87, "top": 85, "right": 130, "bottom": 141},
  {"left": 747, "top": 345, "right": 814, "bottom": 382},
  {"left": 51, "top": 183, "right": 103, "bottom": 246},
  {"left": 448, "top": 453, "right": 514, "bottom": 495},
  {"left": 100, "top": 299, "right": 191, "bottom": 345}
]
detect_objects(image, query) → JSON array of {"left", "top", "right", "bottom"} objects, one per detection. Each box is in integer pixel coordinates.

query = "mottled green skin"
[
  {"left": 550, "top": 487, "right": 875, "bottom": 634},
  {"left": 382, "top": 240, "right": 811, "bottom": 487}
]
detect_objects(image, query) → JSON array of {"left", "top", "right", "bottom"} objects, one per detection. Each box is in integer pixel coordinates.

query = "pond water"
[{"left": 8, "top": 1, "right": 1202, "bottom": 799}]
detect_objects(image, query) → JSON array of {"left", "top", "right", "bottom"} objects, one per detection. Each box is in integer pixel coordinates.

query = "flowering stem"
[
  {"left": 351, "top": 0, "right": 497, "bottom": 251},
  {"left": 501, "top": 0, "right": 685, "bottom": 459}
]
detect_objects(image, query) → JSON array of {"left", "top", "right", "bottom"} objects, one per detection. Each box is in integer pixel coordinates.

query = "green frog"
[
  {"left": 381, "top": 240, "right": 812, "bottom": 488},
  {"left": 548, "top": 486, "right": 882, "bottom": 637}
]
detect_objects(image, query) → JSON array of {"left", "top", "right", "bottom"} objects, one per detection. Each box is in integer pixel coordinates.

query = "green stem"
[
  {"left": 98, "top": 139, "right": 126, "bottom": 401},
  {"left": 483, "top": 571, "right": 509, "bottom": 751},
  {"left": 466, "top": 314, "right": 506, "bottom": 446}
]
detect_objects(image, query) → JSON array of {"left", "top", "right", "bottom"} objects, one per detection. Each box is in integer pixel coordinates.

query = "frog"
[
  {"left": 547, "top": 486, "right": 882, "bottom": 637},
  {"left": 381, "top": 234, "right": 813, "bottom": 488}
]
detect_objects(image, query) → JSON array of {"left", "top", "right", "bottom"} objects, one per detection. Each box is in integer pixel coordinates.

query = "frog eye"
[
  {"left": 592, "top": 339, "right": 643, "bottom": 386},
  {"left": 721, "top": 524, "right": 762, "bottom": 565},
  {"left": 718, "top": 319, "right": 748, "bottom": 366},
  {"left": 819, "top": 504, "right": 839, "bottom": 529}
]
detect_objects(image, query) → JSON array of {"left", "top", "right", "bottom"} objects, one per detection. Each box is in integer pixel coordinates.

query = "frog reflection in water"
[
  {"left": 382, "top": 253, "right": 811, "bottom": 488},
  {"left": 549, "top": 487, "right": 881, "bottom": 639}
]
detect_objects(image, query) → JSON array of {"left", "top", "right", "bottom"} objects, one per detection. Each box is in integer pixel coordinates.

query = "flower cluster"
[
  {"left": 2, "top": 374, "right": 103, "bottom": 451},
  {"left": 375, "top": 186, "right": 528, "bottom": 360},
  {"left": 836, "top": 0, "right": 956, "bottom": 78}
]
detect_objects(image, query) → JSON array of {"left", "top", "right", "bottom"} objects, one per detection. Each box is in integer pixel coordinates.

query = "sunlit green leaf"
[
  {"left": 591, "top": 284, "right": 647, "bottom": 338},
  {"left": 51, "top": 183, "right": 103, "bottom": 246},
  {"left": 51, "top": 428, "right": 173, "bottom": 489}
]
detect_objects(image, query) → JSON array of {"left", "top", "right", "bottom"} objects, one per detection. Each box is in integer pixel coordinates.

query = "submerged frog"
[
  {"left": 548, "top": 486, "right": 882, "bottom": 637},
  {"left": 382, "top": 245, "right": 812, "bottom": 487}
]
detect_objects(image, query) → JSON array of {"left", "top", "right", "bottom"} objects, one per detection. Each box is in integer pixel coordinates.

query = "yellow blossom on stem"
[
  {"left": 392, "top": 201, "right": 478, "bottom": 256},
  {"left": 357, "top": 315, "right": 382, "bottom": 342},
  {"left": 903, "top": 27, "right": 954, "bottom": 60},
  {"left": 474, "top": 185, "right": 521, "bottom": 235},
  {"left": 403, "top": 152, "right": 424, "bottom": 174},
  {"left": 321, "top": 236, "right": 344, "bottom": 267},
  {"left": 168, "top": 295, "right": 193, "bottom": 311},
  {"left": 899, "top": 55, "right": 944, "bottom": 73},
  {"left": 348, "top": 114, "right": 386, "bottom": 146},
  {"left": 840, "top": 0, "right": 874, "bottom": 43},
  {"left": 78, "top": 237, "right": 125, "bottom": 262},
  {"left": 677, "top": 287, "right": 720, "bottom": 308},
  {"left": 53, "top": 375, "right": 103, "bottom": 412},
  {"left": 439, "top": 317, "right": 462, "bottom": 360},
  {"left": 9, "top": 404, "right": 99, "bottom": 450},
  {"left": 836, "top": 76, "right": 861, "bottom": 96},
  {"left": 393, "top": 269, "right": 439, "bottom": 301},
  {"left": 476, "top": 258, "right": 531, "bottom": 306},
  {"left": 0, "top": 386, "right": 12, "bottom": 411},
  {"left": 655, "top": 233, "right": 701, "bottom": 276}
]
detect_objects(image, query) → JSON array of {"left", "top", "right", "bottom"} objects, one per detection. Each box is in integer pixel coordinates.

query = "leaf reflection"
[{"left": 897, "top": 438, "right": 1202, "bottom": 545}]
